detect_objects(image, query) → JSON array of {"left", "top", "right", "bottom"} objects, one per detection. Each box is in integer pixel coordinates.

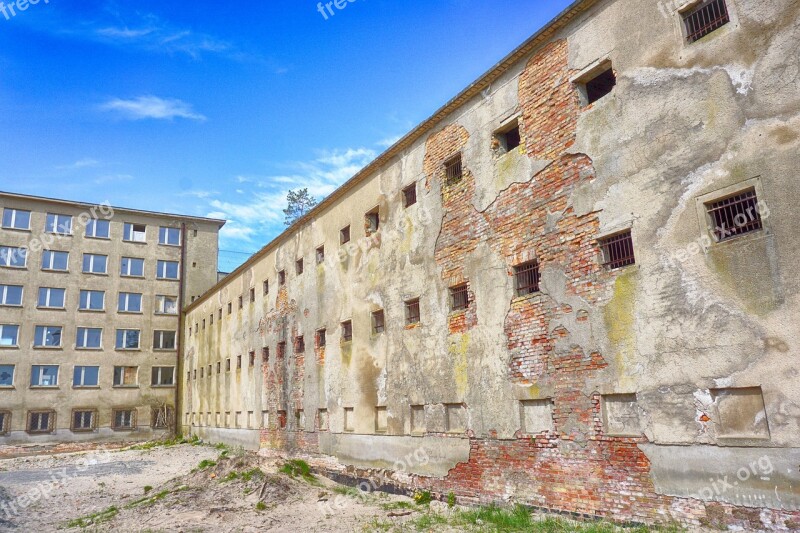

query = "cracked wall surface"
[{"left": 181, "top": 0, "right": 800, "bottom": 528}]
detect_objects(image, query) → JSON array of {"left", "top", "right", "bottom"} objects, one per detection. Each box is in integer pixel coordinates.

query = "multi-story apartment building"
[
  {"left": 179, "top": 0, "right": 799, "bottom": 528},
  {"left": 0, "top": 192, "right": 224, "bottom": 444}
]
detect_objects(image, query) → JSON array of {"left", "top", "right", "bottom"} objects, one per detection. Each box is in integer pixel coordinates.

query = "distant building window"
[
  {"left": 445, "top": 154, "right": 463, "bottom": 186},
  {"left": 115, "top": 329, "right": 140, "bottom": 350},
  {"left": 249, "top": 351, "right": 256, "bottom": 367},
  {"left": 405, "top": 298, "right": 420, "bottom": 325},
  {"left": 295, "top": 336, "right": 305, "bottom": 353},
  {"left": 27, "top": 410, "right": 55, "bottom": 434},
  {"left": 705, "top": 188, "right": 763, "bottom": 242},
  {"left": 262, "top": 347, "right": 270, "bottom": 363},
  {"left": 113, "top": 366, "right": 138, "bottom": 387},
  {"left": 73, "top": 366, "right": 99, "bottom": 387},
  {"left": 151, "top": 367, "right": 175, "bottom": 386},
  {"left": 37, "top": 287, "right": 65, "bottom": 309},
  {"left": 76, "top": 328, "right": 102, "bottom": 349},
  {"left": 371, "top": 310, "right": 385, "bottom": 334},
  {"left": 2, "top": 208, "right": 31, "bottom": 230},
  {"left": 153, "top": 330, "right": 177, "bottom": 350},
  {"left": 316, "top": 246, "right": 325, "bottom": 264},
  {"left": 225, "top": 359, "right": 231, "bottom": 372},
  {"left": 1, "top": 246, "right": 27, "bottom": 268},
  {"left": 156, "top": 295, "right": 178, "bottom": 315},
  {"left": 250, "top": 287, "right": 256, "bottom": 302},
  {"left": 403, "top": 184, "right": 417, "bottom": 208},
  {"left": 156, "top": 260, "right": 179, "bottom": 280},
  {"left": 85, "top": 219, "right": 110, "bottom": 239},
  {"left": 30, "top": 365, "right": 59, "bottom": 387},
  {"left": 46, "top": 213, "right": 72, "bottom": 235},
  {"left": 449, "top": 284, "right": 469, "bottom": 312},
  {"left": 72, "top": 410, "right": 96, "bottom": 432},
  {"left": 159, "top": 226, "right": 181, "bottom": 246},
  {"left": 296, "top": 258, "right": 304, "bottom": 275},
  {"left": 583, "top": 67, "right": 616, "bottom": 105},
  {"left": 683, "top": 0, "right": 730, "bottom": 43},
  {"left": 365, "top": 208, "right": 379, "bottom": 234},
  {"left": 316, "top": 328, "right": 326, "bottom": 348},
  {"left": 42, "top": 250, "right": 68, "bottom": 271},
  {"left": 118, "top": 292, "right": 143, "bottom": 313},
  {"left": 236, "top": 355, "right": 242, "bottom": 369},
  {"left": 599, "top": 230, "right": 636, "bottom": 269},
  {"left": 238, "top": 295, "right": 243, "bottom": 309},
  {"left": 112, "top": 409, "right": 136, "bottom": 430},
  {"left": 227, "top": 302, "right": 232, "bottom": 314},
  {"left": 496, "top": 121, "right": 521, "bottom": 153},
  {"left": 514, "top": 260, "right": 541, "bottom": 297},
  {"left": 0, "top": 285, "right": 23, "bottom": 306},
  {"left": 340, "top": 225, "right": 351, "bottom": 245},
  {"left": 278, "top": 270, "right": 286, "bottom": 285},
  {"left": 341, "top": 320, "right": 353, "bottom": 342},
  {"left": 80, "top": 290, "right": 105, "bottom": 311},
  {"left": 120, "top": 257, "right": 145, "bottom": 277},
  {"left": 263, "top": 280, "right": 269, "bottom": 295},
  {"left": 0, "top": 365, "right": 15, "bottom": 387},
  {"left": 123, "top": 223, "right": 147, "bottom": 242},
  {"left": 0, "top": 324, "right": 20, "bottom": 347},
  {"left": 82, "top": 254, "right": 108, "bottom": 274},
  {"left": 34, "top": 325, "right": 62, "bottom": 348}
]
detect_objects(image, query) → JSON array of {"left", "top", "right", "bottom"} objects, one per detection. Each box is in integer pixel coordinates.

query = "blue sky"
[{"left": 0, "top": 0, "right": 573, "bottom": 272}]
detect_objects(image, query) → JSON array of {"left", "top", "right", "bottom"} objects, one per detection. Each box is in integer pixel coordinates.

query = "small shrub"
[
  {"left": 143, "top": 485, "right": 153, "bottom": 494},
  {"left": 413, "top": 490, "right": 432, "bottom": 506},
  {"left": 279, "top": 459, "right": 316, "bottom": 483},
  {"left": 447, "top": 492, "right": 456, "bottom": 508},
  {"left": 255, "top": 501, "right": 267, "bottom": 511},
  {"left": 197, "top": 459, "right": 217, "bottom": 470}
]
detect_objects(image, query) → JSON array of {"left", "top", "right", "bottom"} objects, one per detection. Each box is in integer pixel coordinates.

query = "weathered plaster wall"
[{"left": 181, "top": 0, "right": 800, "bottom": 528}]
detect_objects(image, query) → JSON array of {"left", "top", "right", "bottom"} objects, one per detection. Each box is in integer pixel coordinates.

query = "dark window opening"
[
  {"left": 296, "top": 258, "right": 304, "bottom": 275},
  {"left": 236, "top": 355, "right": 242, "bottom": 369},
  {"left": 599, "top": 230, "right": 636, "bottom": 269},
  {"left": 450, "top": 284, "right": 469, "bottom": 312},
  {"left": 249, "top": 351, "right": 255, "bottom": 367},
  {"left": 372, "top": 310, "right": 385, "bottom": 334},
  {"left": 262, "top": 347, "right": 269, "bottom": 363},
  {"left": 365, "top": 208, "right": 379, "bottom": 234},
  {"left": 226, "top": 359, "right": 231, "bottom": 372},
  {"left": 316, "top": 329, "right": 326, "bottom": 348},
  {"left": 250, "top": 288, "right": 255, "bottom": 302},
  {"left": 585, "top": 68, "right": 616, "bottom": 105},
  {"left": 403, "top": 184, "right": 417, "bottom": 208},
  {"left": 514, "top": 260, "right": 541, "bottom": 296},
  {"left": 341, "top": 320, "right": 353, "bottom": 342},
  {"left": 684, "top": 0, "right": 730, "bottom": 43},
  {"left": 238, "top": 296, "right": 243, "bottom": 309},
  {"left": 316, "top": 246, "right": 325, "bottom": 264},
  {"left": 706, "top": 189, "right": 763, "bottom": 242},
  {"left": 340, "top": 225, "right": 351, "bottom": 245},
  {"left": 295, "top": 336, "right": 305, "bottom": 353},
  {"left": 405, "top": 299, "right": 421, "bottom": 325},
  {"left": 445, "top": 154, "right": 463, "bottom": 186},
  {"left": 263, "top": 280, "right": 269, "bottom": 295},
  {"left": 497, "top": 123, "right": 521, "bottom": 153},
  {"left": 278, "top": 410, "right": 287, "bottom": 429},
  {"left": 278, "top": 270, "right": 286, "bottom": 285},
  {"left": 228, "top": 302, "right": 232, "bottom": 314}
]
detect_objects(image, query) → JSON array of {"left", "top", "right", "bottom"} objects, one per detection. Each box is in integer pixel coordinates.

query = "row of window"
[
  {"left": 1, "top": 209, "right": 182, "bottom": 246},
  {"left": 0, "top": 248, "right": 180, "bottom": 279},
  {"left": 0, "top": 285, "right": 179, "bottom": 315},
  {"left": 0, "top": 364, "right": 175, "bottom": 388},
  {"left": 0, "top": 324, "right": 176, "bottom": 350},
  {"left": 0, "top": 406, "right": 173, "bottom": 435}
]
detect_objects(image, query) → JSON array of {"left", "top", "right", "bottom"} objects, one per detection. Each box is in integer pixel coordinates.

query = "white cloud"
[
  {"left": 100, "top": 96, "right": 207, "bottom": 122},
  {"left": 376, "top": 135, "right": 402, "bottom": 148},
  {"left": 56, "top": 158, "right": 100, "bottom": 170}
]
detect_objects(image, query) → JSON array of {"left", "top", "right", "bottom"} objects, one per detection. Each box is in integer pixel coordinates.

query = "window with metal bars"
[
  {"left": 27, "top": 410, "right": 55, "bottom": 433},
  {"left": 113, "top": 409, "right": 136, "bottom": 430},
  {"left": 683, "top": 0, "right": 729, "bottom": 43},
  {"left": 151, "top": 407, "right": 174, "bottom": 429},
  {"left": 705, "top": 189, "right": 763, "bottom": 242},
  {"left": 445, "top": 154, "right": 463, "bottom": 186},
  {"left": 71, "top": 410, "right": 96, "bottom": 432},
  {"left": 405, "top": 298, "right": 421, "bottom": 325},
  {"left": 514, "top": 260, "right": 541, "bottom": 296},
  {"left": 403, "top": 184, "right": 417, "bottom": 207},
  {"left": 371, "top": 310, "right": 385, "bottom": 334},
  {"left": 449, "top": 284, "right": 469, "bottom": 311},
  {"left": 599, "top": 230, "right": 636, "bottom": 269},
  {"left": 341, "top": 320, "right": 353, "bottom": 342}
]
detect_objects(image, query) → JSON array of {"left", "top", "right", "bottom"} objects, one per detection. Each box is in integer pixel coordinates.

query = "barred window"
[
  {"left": 152, "top": 406, "right": 174, "bottom": 429},
  {"left": 683, "top": 0, "right": 730, "bottom": 43},
  {"left": 316, "top": 328, "right": 327, "bottom": 348},
  {"left": 27, "top": 410, "right": 55, "bottom": 434},
  {"left": 445, "top": 154, "right": 463, "bottom": 186},
  {"left": 403, "top": 184, "right": 417, "bottom": 208},
  {"left": 405, "top": 299, "right": 421, "bottom": 325},
  {"left": 72, "top": 410, "right": 96, "bottom": 432},
  {"left": 113, "top": 409, "right": 136, "bottom": 430},
  {"left": 449, "top": 284, "right": 469, "bottom": 312},
  {"left": 514, "top": 260, "right": 541, "bottom": 296},
  {"left": 599, "top": 230, "right": 636, "bottom": 269},
  {"left": 341, "top": 320, "right": 353, "bottom": 342},
  {"left": 705, "top": 189, "right": 762, "bottom": 242}
]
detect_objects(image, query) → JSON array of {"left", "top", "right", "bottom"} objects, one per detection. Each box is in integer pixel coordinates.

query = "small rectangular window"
[
  {"left": 123, "top": 223, "right": 147, "bottom": 242},
  {"left": 120, "top": 257, "right": 145, "bottom": 277},
  {"left": 37, "top": 287, "right": 66, "bottom": 309},
  {"left": 2, "top": 208, "right": 31, "bottom": 230},
  {"left": 82, "top": 254, "right": 108, "bottom": 274},
  {"left": 112, "top": 409, "right": 136, "bottom": 430},
  {"left": 118, "top": 292, "right": 143, "bottom": 313},
  {"left": 238, "top": 295, "right": 243, "bottom": 309},
  {"left": 296, "top": 258, "right": 304, "bottom": 275},
  {"left": 249, "top": 351, "right": 256, "bottom": 367},
  {"left": 262, "top": 347, "right": 270, "bottom": 363},
  {"left": 159, "top": 226, "right": 181, "bottom": 246},
  {"left": 156, "top": 260, "right": 179, "bottom": 280},
  {"left": 405, "top": 298, "right": 420, "bottom": 325},
  {"left": 318, "top": 408, "right": 329, "bottom": 431},
  {"left": 41, "top": 250, "right": 68, "bottom": 271},
  {"left": 76, "top": 328, "right": 102, "bottom": 349},
  {"left": 278, "top": 270, "right": 286, "bottom": 285},
  {"left": 73, "top": 366, "right": 99, "bottom": 387},
  {"left": 371, "top": 310, "right": 385, "bottom": 334},
  {"left": 34, "top": 325, "right": 62, "bottom": 347},
  {"left": 151, "top": 367, "right": 175, "bottom": 386},
  {"left": 445, "top": 154, "right": 463, "bottom": 186},
  {"left": 683, "top": 0, "right": 730, "bottom": 43},
  {"left": 316, "top": 246, "right": 325, "bottom": 264},
  {"left": 340, "top": 225, "right": 351, "bottom": 245},
  {"left": 227, "top": 302, "right": 232, "bottom": 314},
  {"left": 153, "top": 330, "right": 177, "bottom": 350},
  {"left": 1, "top": 246, "right": 27, "bottom": 268},
  {"left": 236, "top": 355, "right": 242, "bottom": 369},
  {"left": 316, "top": 328, "right": 326, "bottom": 348},
  {"left": 0, "top": 365, "right": 15, "bottom": 387},
  {"left": 449, "top": 284, "right": 469, "bottom": 312},
  {"left": 46, "top": 213, "right": 72, "bottom": 235},
  {"left": 0, "top": 285, "right": 24, "bottom": 306},
  {"left": 0, "top": 324, "right": 20, "bottom": 347},
  {"left": 27, "top": 410, "right": 55, "bottom": 433},
  {"left": 341, "top": 320, "right": 353, "bottom": 342},
  {"left": 705, "top": 188, "right": 763, "bottom": 242},
  {"left": 30, "top": 365, "right": 59, "bottom": 387},
  {"left": 115, "top": 329, "right": 140, "bottom": 350},
  {"left": 514, "top": 261, "right": 541, "bottom": 297},
  {"left": 72, "top": 410, "right": 97, "bottom": 432},
  {"left": 403, "top": 184, "right": 417, "bottom": 208},
  {"left": 0, "top": 411, "right": 9, "bottom": 435},
  {"left": 295, "top": 335, "right": 305, "bottom": 353},
  {"left": 365, "top": 208, "right": 379, "bottom": 234},
  {"left": 152, "top": 406, "right": 174, "bottom": 429},
  {"left": 226, "top": 358, "right": 231, "bottom": 372},
  {"left": 250, "top": 287, "right": 256, "bottom": 302},
  {"left": 263, "top": 280, "right": 270, "bottom": 295},
  {"left": 278, "top": 410, "right": 287, "bottom": 429},
  {"left": 584, "top": 67, "right": 616, "bottom": 105},
  {"left": 79, "top": 290, "right": 105, "bottom": 311},
  {"left": 85, "top": 219, "right": 110, "bottom": 239},
  {"left": 496, "top": 121, "right": 521, "bottom": 153},
  {"left": 599, "top": 230, "right": 636, "bottom": 269},
  {"left": 113, "top": 366, "right": 138, "bottom": 387}
]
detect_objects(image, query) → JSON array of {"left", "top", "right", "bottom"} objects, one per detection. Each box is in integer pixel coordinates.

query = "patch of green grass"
[
  {"left": 255, "top": 501, "right": 267, "bottom": 511},
  {"left": 143, "top": 485, "right": 153, "bottom": 494},
  {"left": 241, "top": 468, "right": 264, "bottom": 482},
  {"left": 333, "top": 485, "right": 362, "bottom": 497},
  {"left": 411, "top": 511, "right": 449, "bottom": 530},
  {"left": 279, "top": 459, "right": 318, "bottom": 484},
  {"left": 65, "top": 506, "right": 119, "bottom": 528},
  {"left": 447, "top": 492, "right": 456, "bottom": 508},
  {"left": 197, "top": 459, "right": 217, "bottom": 470},
  {"left": 454, "top": 504, "right": 534, "bottom": 531},
  {"left": 379, "top": 501, "right": 414, "bottom": 511},
  {"left": 363, "top": 518, "right": 393, "bottom": 531}
]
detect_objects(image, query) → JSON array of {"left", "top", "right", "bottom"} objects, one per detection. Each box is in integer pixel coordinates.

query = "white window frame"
[
  {"left": 123, "top": 223, "right": 147, "bottom": 243},
  {"left": 120, "top": 257, "right": 145, "bottom": 277},
  {"left": 34, "top": 325, "right": 63, "bottom": 348},
  {"left": 0, "top": 364, "right": 15, "bottom": 387},
  {"left": 46, "top": 213, "right": 73, "bottom": 235},
  {"left": 156, "top": 260, "right": 180, "bottom": 280},
  {"left": 76, "top": 328, "right": 102, "bottom": 349},
  {"left": 0, "top": 285, "right": 23, "bottom": 306},
  {"left": 153, "top": 330, "right": 177, "bottom": 350},
  {"left": 151, "top": 366, "right": 175, "bottom": 387},
  {"left": 37, "top": 287, "right": 66, "bottom": 309},
  {"left": 2, "top": 208, "right": 31, "bottom": 230},
  {"left": 0, "top": 324, "right": 19, "bottom": 347},
  {"left": 116, "top": 329, "right": 140, "bottom": 350},
  {"left": 118, "top": 292, "right": 143, "bottom": 313},
  {"left": 113, "top": 366, "right": 138, "bottom": 387},
  {"left": 82, "top": 254, "right": 107, "bottom": 274},
  {"left": 0, "top": 246, "right": 27, "bottom": 268},
  {"left": 85, "top": 219, "right": 110, "bottom": 239},
  {"left": 79, "top": 290, "right": 105, "bottom": 311},
  {"left": 31, "top": 365, "right": 59, "bottom": 387},
  {"left": 42, "top": 250, "right": 68, "bottom": 271},
  {"left": 113, "top": 409, "right": 136, "bottom": 429},
  {"left": 73, "top": 365, "right": 100, "bottom": 387},
  {"left": 156, "top": 295, "right": 178, "bottom": 315},
  {"left": 159, "top": 226, "right": 181, "bottom": 246}
]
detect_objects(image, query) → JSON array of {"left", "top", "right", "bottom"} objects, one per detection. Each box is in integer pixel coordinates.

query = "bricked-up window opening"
[
  {"left": 0, "top": 411, "right": 9, "bottom": 435},
  {"left": 263, "top": 280, "right": 269, "bottom": 295},
  {"left": 249, "top": 351, "right": 255, "bottom": 367},
  {"left": 445, "top": 154, "right": 463, "bottom": 186},
  {"left": 341, "top": 320, "right": 353, "bottom": 342},
  {"left": 113, "top": 409, "right": 136, "bottom": 430},
  {"left": 405, "top": 298, "right": 421, "bottom": 325},
  {"left": 72, "top": 410, "right": 95, "bottom": 432},
  {"left": 365, "top": 208, "right": 379, "bottom": 234},
  {"left": 403, "top": 183, "right": 417, "bottom": 208},
  {"left": 514, "top": 260, "right": 541, "bottom": 297},
  {"left": 295, "top": 336, "right": 305, "bottom": 353},
  {"left": 27, "top": 410, "right": 55, "bottom": 434},
  {"left": 278, "top": 410, "right": 287, "bottom": 429},
  {"left": 449, "top": 284, "right": 469, "bottom": 312},
  {"left": 683, "top": 0, "right": 730, "bottom": 43},
  {"left": 278, "top": 270, "right": 286, "bottom": 285},
  {"left": 599, "top": 230, "right": 636, "bottom": 269},
  {"left": 250, "top": 288, "right": 256, "bottom": 302},
  {"left": 277, "top": 342, "right": 286, "bottom": 359},
  {"left": 296, "top": 258, "right": 304, "bottom": 275},
  {"left": 340, "top": 225, "right": 351, "bottom": 245},
  {"left": 262, "top": 347, "right": 270, "bottom": 363},
  {"left": 316, "top": 328, "right": 326, "bottom": 348},
  {"left": 316, "top": 246, "right": 325, "bottom": 264},
  {"left": 318, "top": 408, "right": 329, "bottom": 431},
  {"left": 236, "top": 355, "right": 242, "bottom": 369},
  {"left": 371, "top": 310, "right": 385, "bottom": 334},
  {"left": 585, "top": 68, "right": 616, "bottom": 104},
  {"left": 705, "top": 189, "right": 763, "bottom": 242}
]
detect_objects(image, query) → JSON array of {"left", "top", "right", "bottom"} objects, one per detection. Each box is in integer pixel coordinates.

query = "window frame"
[
  {"left": 0, "top": 364, "right": 15, "bottom": 388},
  {"left": 41, "top": 250, "right": 68, "bottom": 272},
  {"left": 37, "top": 287, "right": 66, "bottom": 309},
  {"left": 371, "top": 309, "right": 385, "bottom": 335},
  {"left": 598, "top": 229, "right": 636, "bottom": 270},
  {"left": 71, "top": 409, "right": 97, "bottom": 432},
  {"left": 27, "top": 410, "right": 56, "bottom": 434},
  {"left": 120, "top": 257, "right": 145, "bottom": 277},
  {"left": 445, "top": 154, "right": 463, "bottom": 186},
  {"left": 46, "top": 213, "right": 73, "bottom": 235},
  {"left": 117, "top": 292, "right": 143, "bottom": 314},
  {"left": 404, "top": 298, "right": 421, "bottom": 326},
  {"left": 402, "top": 183, "right": 417, "bottom": 208},
  {"left": 340, "top": 225, "right": 351, "bottom": 245},
  {"left": 122, "top": 222, "right": 147, "bottom": 243},
  {"left": 30, "top": 365, "right": 59, "bottom": 387},
  {"left": 78, "top": 290, "right": 105, "bottom": 312},
  {"left": 158, "top": 226, "right": 181, "bottom": 246},
  {"left": 449, "top": 284, "right": 470, "bottom": 312},
  {"left": 341, "top": 320, "right": 353, "bottom": 343},
  {"left": 82, "top": 253, "right": 108, "bottom": 275},
  {"left": 115, "top": 329, "right": 141, "bottom": 350},
  {"left": 76, "top": 327, "right": 103, "bottom": 350},
  {"left": 34, "top": 325, "right": 63, "bottom": 348},
  {"left": 151, "top": 366, "right": 176, "bottom": 387},
  {"left": 2, "top": 208, "right": 31, "bottom": 230},
  {"left": 0, "top": 324, "right": 20, "bottom": 347},
  {"left": 73, "top": 365, "right": 100, "bottom": 388},
  {"left": 0, "top": 246, "right": 27, "bottom": 269},
  {"left": 113, "top": 366, "right": 139, "bottom": 387},
  {"left": 153, "top": 330, "right": 177, "bottom": 350},
  {"left": 84, "top": 218, "right": 111, "bottom": 239},
  {"left": 681, "top": 0, "right": 731, "bottom": 44},
  {"left": 514, "top": 260, "right": 541, "bottom": 297},
  {"left": 112, "top": 409, "right": 137, "bottom": 431},
  {"left": 155, "top": 295, "right": 178, "bottom": 315},
  {"left": 156, "top": 260, "right": 180, "bottom": 280},
  {"left": 0, "top": 284, "right": 24, "bottom": 307}
]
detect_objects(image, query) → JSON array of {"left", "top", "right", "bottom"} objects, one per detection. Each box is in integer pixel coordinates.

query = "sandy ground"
[{"left": 0, "top": 443, "right": 439, "bottom": 532}]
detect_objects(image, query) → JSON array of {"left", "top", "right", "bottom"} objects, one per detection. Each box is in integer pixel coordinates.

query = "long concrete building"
[
  {"left": 178, "top": 0, "right": 797, "bottom": 528},
  {"left": 0, "top": 192, "right": 224, "bottom": 445}
]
